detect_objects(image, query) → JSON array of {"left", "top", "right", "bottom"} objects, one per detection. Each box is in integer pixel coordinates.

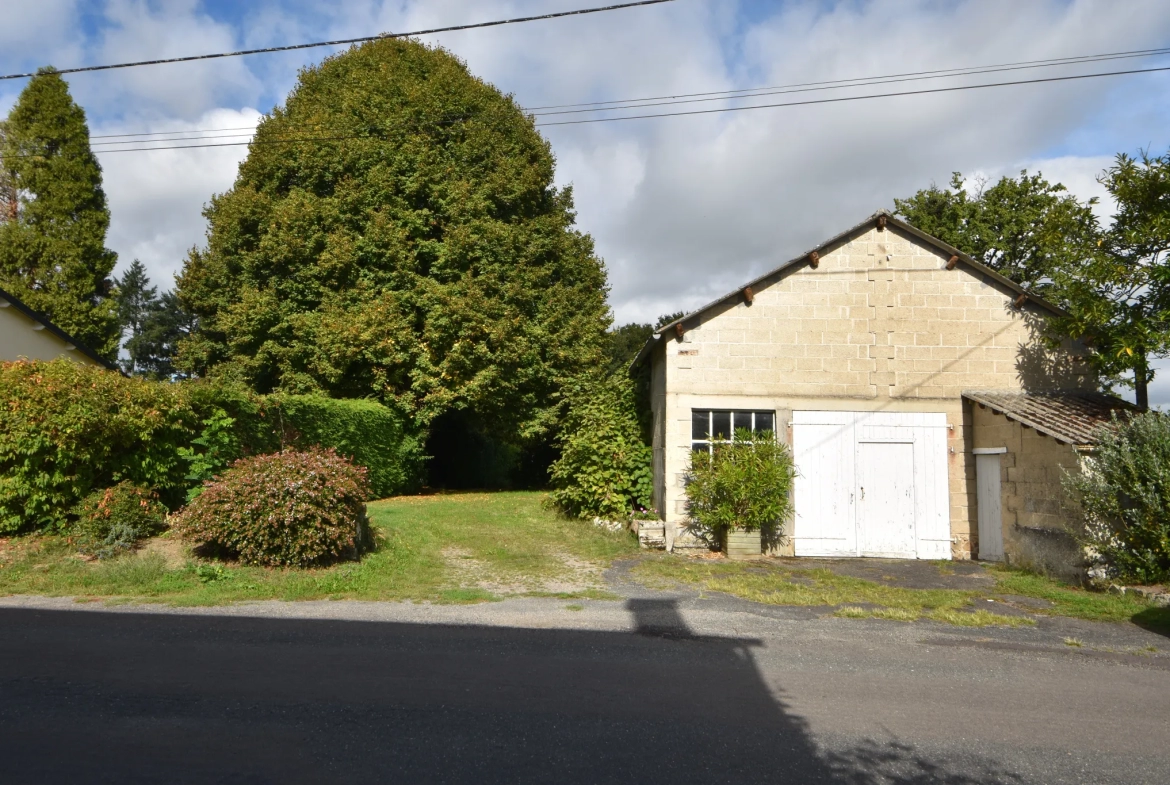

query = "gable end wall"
[{"left": 658, "top": 224, "right": 1094, "bottom": 558}]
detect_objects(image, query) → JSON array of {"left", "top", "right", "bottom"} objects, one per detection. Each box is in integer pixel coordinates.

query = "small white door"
[
  {"left": 976, "top": 453, "right": 1004, "bottom": 561},
  {"left": 857, "top": 441, "right": 917, "bottom": 557}
]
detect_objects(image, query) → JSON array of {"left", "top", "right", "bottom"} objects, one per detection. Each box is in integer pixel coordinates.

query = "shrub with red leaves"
[{"left": 173, "top": 447, "right": 369, "bottom": 567}]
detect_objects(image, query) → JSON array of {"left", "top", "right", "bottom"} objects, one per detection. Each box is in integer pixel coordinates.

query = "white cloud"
[{"left": 101, "top": 108, "right": 262, "bottom": 287}]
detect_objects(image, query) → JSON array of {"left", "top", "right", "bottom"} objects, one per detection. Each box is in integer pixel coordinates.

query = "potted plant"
[{"left": 684, "top": 428, "right": 795, "bottom": 558}]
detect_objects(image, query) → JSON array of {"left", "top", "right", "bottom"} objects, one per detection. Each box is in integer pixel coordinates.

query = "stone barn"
[{"left": 632, "top": 210, "right": 1127, "bottom": 571}]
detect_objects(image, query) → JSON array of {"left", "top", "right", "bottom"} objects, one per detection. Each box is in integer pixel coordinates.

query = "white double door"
[{"left": 793, "top": 411, "right": 951, "bottom": 560}]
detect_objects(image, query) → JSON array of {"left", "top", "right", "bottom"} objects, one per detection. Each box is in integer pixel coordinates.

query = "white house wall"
[{"left": 0, "top": 301, "right": 104, "bottom": 367}]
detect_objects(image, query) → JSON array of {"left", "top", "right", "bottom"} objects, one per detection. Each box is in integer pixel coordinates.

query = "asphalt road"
[{"left": 1, "top": 596, "right": 1167, "bottom": 784}]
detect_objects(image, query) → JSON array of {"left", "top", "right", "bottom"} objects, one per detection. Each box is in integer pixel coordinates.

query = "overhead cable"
[
  {"left": 0, "top": 0, "right": 676, "bottom": 81},
  {"left": 533, "top": 63, "right": 1170, "bottom": 126},
  {"left": 80, "top": 43, "right": 1170, "bottom": 143}
]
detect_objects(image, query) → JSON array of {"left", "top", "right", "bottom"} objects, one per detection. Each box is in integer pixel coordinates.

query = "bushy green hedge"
[
  {"left": 1065, "top": 411, "right": 1170, "bottom": 584},
  {"left": 173, "top": 447, "right": 369, "bottom": 567},
  {"left": 276, "top": 395, "right": 425, "bottom": 499},
  {"left": 0, "top": 360, "right": 424, "bottom": 533},
  {"left": 684, "top": 429, "right": 795, "bottom": 550},
  {"left": 549, "top": 375, "right": 652, "bottom": 521},
  {"left": 0, "top": 359, "right": 196, "bottom": 533}
]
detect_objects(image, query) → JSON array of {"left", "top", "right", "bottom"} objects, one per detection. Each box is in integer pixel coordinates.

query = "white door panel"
[
  {"left": 793, "top": 417, "right": 856, "bottom": 557},
  {"left": 792, "top": 411, "right": 951, "bottom": 560},
  {"left": 857, "top": 441, "right": 916, "bottom": 557}
]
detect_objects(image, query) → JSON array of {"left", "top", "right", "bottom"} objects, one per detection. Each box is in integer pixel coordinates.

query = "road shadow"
[{"left": 1, "top": 602, "right": 1024, "bottom": 784}]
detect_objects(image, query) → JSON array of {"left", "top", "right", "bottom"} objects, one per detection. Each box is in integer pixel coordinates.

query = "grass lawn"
[
  {"left": 632, "top": 556, "right": 1170, "bottom": 632},
  {"left": 1, "top": 490, "right": 1166, "bottom": 634},
  {"left": 0, "top": 492, "right": 637, "bottom": 606}
]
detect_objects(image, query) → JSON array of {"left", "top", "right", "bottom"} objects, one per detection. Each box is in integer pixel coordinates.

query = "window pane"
[
  {"left": 691, "top": 442, "right": 708, "bottom": 454},
  {"left": 692, "top": 410, "right": 710, "bottom": 440},
  {"left": 731, "top": 411, "right": 750, "bottom": 433},
  {"left": 712, "top": 411, "right": 731, "bottom": 439},
  {"left": 755, "top": 411, "right": 775, "bottom": 433}
]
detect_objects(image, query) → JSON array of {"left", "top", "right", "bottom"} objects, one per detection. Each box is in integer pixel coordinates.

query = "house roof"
[
  {"left": 631, "top": 209, "right": 1064, "bottom": 370},
  {"left": 0, "top": 285, "right": 119, "bottom": 371},
  {"left": 963, "top": 390, "right": 1137, "bottom": 447}
]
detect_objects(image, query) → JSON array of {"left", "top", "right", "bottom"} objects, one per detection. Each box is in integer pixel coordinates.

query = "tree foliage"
[
  {"left": 129, "top": 290, "right": 197, "bottom": 379},
  {"left": 605, "top": 322, "right": 653, "bottom": 377},
  {"left": 0, "top": 120, "right": 15, "bottom": 224},
  {"left": 0, "top": 69, "right": 119, "bottom": 358},
  {"left": 1065, "top": 411, "right": 1170, "bottom": 584},
  {"left": 894, "top": 171, "right": 1098, "bottom": 291},
  {"left": 115, "top": 261, "right": 197, "bottom": 378},
  {"left": 549, "top": 374, "right": 652, "bottom": 521},
  {"left": 1049, "top": 152, "right": 1170, "bottom": 409},
  {"left": 176, "top": 39, "right": 610, "bottom": 442}
]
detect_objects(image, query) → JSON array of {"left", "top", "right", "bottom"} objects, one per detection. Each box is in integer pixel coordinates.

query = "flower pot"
[{"left": 722, "top": 528, "right": 761, "bottom": 559}]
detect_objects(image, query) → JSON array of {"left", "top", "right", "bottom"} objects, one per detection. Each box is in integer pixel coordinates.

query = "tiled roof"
[{"left": 963, "top": 390, "right": 1138, "bottom": 447}]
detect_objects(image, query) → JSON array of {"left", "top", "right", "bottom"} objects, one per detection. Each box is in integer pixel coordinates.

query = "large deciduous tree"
[
  {"left": 176, "top": 39, "right": 610, "bottom": 441},
  {"left": 0, "top": 69, "right": 119, "bottom": 358},
  {"left": 1052, "top": 152, "right": 1170, "bottom": 410},
  {"left": 894, "top": 171, "right": 1099, "bottom": 292}
]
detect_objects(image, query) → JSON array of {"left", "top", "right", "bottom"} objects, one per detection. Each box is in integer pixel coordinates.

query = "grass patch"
[
  {"left": 565, "top": 604, "right": 584, "bottom": 612},
  {"left": 928, "top": 608, "right": 1033, "bottom": 628},
  {"left": 632, "top": 556, "right": 1163, "bottom": 629},
  {"left": 0, "top": 492, "right": 637, "bottom": 606}
]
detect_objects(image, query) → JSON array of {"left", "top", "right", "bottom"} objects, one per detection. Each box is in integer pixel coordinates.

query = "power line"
[
  {"left": 17, "top": 60, "right": 1169, "bottom": 156},
  {"left": 90, "top": 126, "right": 259, "bottom": 140},
  {"left": 524, "top": 44, "right": 1170, "bottom": 111},
  {"left": 528, "top": 49, "right": 1170, "bottom": 117},
  {"left": 534, "top": 63, "right": 1170, "bottom": 127},
  {"left": 0, "top": 0, "right": 676, "bottom": 81},
  {"left": 80, "top": 43, "right": 1170, "bottom": 142}
]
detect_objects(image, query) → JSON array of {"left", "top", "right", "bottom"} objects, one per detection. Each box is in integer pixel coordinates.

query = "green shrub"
[
  {"left": 1065, "top": 411, "right": 1170, "bottom": 584},
  {"left": 275, "top": 394, "right": 425, "bottom": 499},
  {"left": 0, "top": 359, "right": 197, "bottom": 533},
  {"left": 184, "top": 377, "right": 281, "bottom": 457},
  {"left": 71, "top": 481, "right": 168, "bottom": 559},
  {"left": 549, "top": 375, "right": 652, "bottom": 521},
  {"left": 172, "top": 447, "right": 370, "bottom": 567},
  {"left": 684, "top": 429, "right": 795, "bottom": 549}
]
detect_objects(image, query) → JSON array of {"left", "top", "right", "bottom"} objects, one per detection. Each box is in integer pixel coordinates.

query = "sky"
[{"left": 3, "top": 0, "right": 1170, "bottom": 402}]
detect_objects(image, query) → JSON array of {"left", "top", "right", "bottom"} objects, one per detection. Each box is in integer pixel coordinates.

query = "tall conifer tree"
[{"left": 0, "top": 68, "right": 119, "bottom": 358}]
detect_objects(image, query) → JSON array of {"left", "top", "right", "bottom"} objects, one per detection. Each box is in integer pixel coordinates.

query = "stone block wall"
[
  {"left": 650, "top": 221, "right": 1093, "bottom": 559},
  {"left": 971, "top": 403, "right": 1085, "bottom": 580}
]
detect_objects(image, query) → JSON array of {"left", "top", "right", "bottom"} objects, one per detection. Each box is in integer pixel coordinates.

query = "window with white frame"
[{"left": 691, "top": 409, "right": 776, "bottom": 454}]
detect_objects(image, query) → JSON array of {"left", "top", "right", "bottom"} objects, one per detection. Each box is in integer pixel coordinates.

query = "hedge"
[
  {"left": 275, "top": 394, "right": 425, "bottom": 499},
  {"left": 0, "top": 359, "right": 196, "bottom": 533},
  {"left": 549, "top": 374, "right": 653, "bottom": 521},
  {"left": 0, "top": 360, "right": 426, "bottom": 533}
]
